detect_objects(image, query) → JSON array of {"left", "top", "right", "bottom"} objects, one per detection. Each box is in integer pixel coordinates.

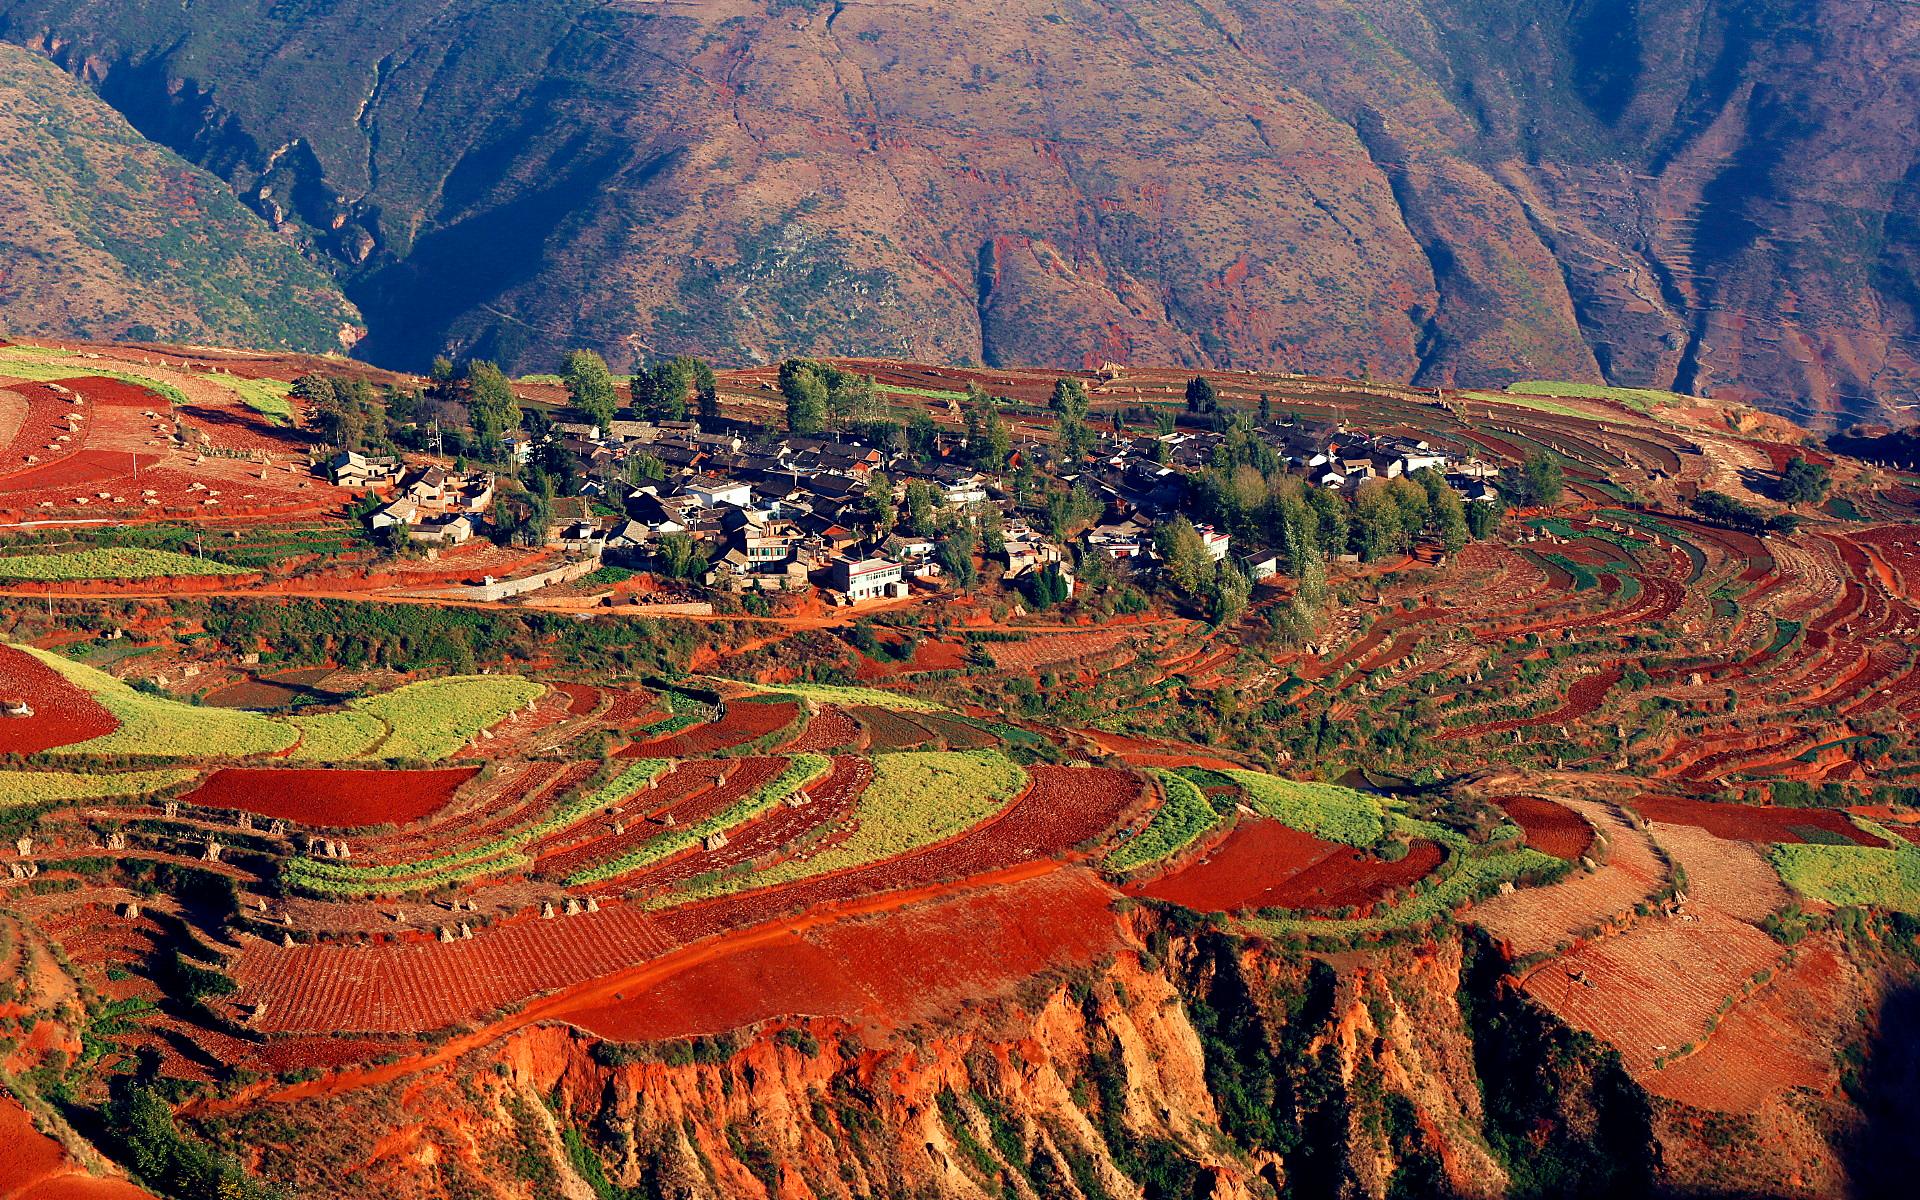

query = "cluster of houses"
[{"left": 323, "top": 409, "right": 1491, "bottom": 604}]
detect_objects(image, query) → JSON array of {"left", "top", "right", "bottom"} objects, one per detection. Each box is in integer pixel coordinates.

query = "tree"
[
  {"left": 1303, "top": 485, "right": 1349, "bottom": 558},
  {"left": 1258, "top": 392, "right": 1272, "bottom": 424},
  {"left": 1505, "top": 450, "right": 1565, "bottom": 507},
  {"left": 563, "top": 349, "right": 619, "bottom": 429},
  {"left": 779, "top": 360, "right": 829, "bottom": 435},
  {"left": 904, "top": 479, "right": 943, "bottom": 537},
  {"left": 1465, "top": 497, "right": 1503, "bottom": 540},
  {"left": 465, "top": 361, "right": 520, "bottom": 453},
  {"left": 657, "top": 532, "right": 709, "bottom": 580},
  {"left": 1153, "top": 516, "right": 1215, "bottom": 599},
  {"left": 1185, "top": 375, "right": 1219, "bottom": 415},
  {"left": 1208, "top": 566, "right": 1251, "bottom": 627},
  {"left": 906, "top": 409, "right": 939, "bottom": 463},
  {"left": 865, "top": 472, "right": 897, "bottom": 537},
  {"left": 1049, "top": 378, "right": 1090, "bottom": 422},
  {"left": 1024, "top": 562, "right": 1072, "bottom": 609},
  {"left": 1779, "top": 456, "right": 1831, "bottom": 506},
  {"left": 966, "top": 397, "right": 1011, "bottom": 471},
  {"left": 1055, "top": 413, "right": 1094, "bottom": 461},
  {"left": 1428, "top": 481, "right": 1469, "bottom": 554},
  {"left": 937, "top": 529, "right": 977, "bottom": 586},
  {"left": 693, "top": 360, "right": 720, "bottom": 425}
]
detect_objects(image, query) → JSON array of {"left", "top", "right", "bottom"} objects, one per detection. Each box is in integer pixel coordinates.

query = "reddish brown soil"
[
  {"left": 179, "top": 767, "right": 478, "bottom": 828},
  {"left": 1128, "top": 818, "right": 1442, "bottom": 913},
  {"left": 559, "top": 868, "right": 1120, "bottom": 1041},
  {"left": 1630, "top": 794, "right": 1881, "bottom": 845},
  {"left": 1495, "top": 796, "right": 1595, "bottom": 860},
  {"left": 0, "top": 1097, "right": 154, "bottom": 1199},
  {"left": 0, "top": 645, "right": 116, "bottom": 753},
  {"left": 784, "top": 705, "right": 863, "bottom": 751},
  {"left": 622, "top": 700, "right": 799, "bottom": 756}
]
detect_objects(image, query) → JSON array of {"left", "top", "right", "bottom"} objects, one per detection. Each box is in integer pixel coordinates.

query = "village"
[{"left": 325, "top": 386, "right": 1500, "bottom": 609}]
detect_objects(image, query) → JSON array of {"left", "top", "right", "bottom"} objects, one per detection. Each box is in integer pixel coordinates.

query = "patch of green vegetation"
[
  {"left": 219, "top": 375, "right": 295, "bottom": 424},
  {"left": 1770, "top": 835, "right": 1920, "bottom": 913},
  {"left": 1108, "top": 769, "right": 1221, "bottom": 873},
  {"left": 878, "top": 383, "right": 969, "bottom": 401},
  {"left": 0, "top": 768, "right": 195, "bottom": 806},
  {"left": 341, "top": 676, "right": 547, "bottom": 761},
  {"left": 21, "top": 644, "right": 296, "bottom": 757},
  {"left": 0, "top": 547, "right": 249, "bottom": 581},
  {"left": 743, "top": 680, "right": 947, "bottom": 712},
  {"left": 663, "top": 750, "right": 1026, "bottom": 903},
  {"left": 1505, "top": 380, "right": 1688, "bottom": 414},
  {"left": 1224, "top": 769, "right": 1385, "bottom": 845},
  {"left": 0, "top": 347, "right": 189, "bottom": 406}
]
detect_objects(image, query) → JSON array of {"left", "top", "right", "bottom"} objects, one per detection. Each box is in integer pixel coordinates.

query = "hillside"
[
  {"left": 0, "top": 41, "right": 360, "bottom": 353},
  {"left": 3, "top": 0, "right": 1917, "bottom": 426},
  {"left": 2, "top": 339, "right": 1920, "bottom": 1196}
]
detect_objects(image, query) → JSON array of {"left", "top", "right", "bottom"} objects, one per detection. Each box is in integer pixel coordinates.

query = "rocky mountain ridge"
[{"left": 3, "top": 0, "right": 1918, "bottom": 426}]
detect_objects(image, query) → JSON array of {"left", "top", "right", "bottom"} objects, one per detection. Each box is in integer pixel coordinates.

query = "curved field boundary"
[
  {"left": 177, "top": 766, "right": 478, "bottom": 829},
  {"left": 1471, "top": 800, "right": 1668, "bottom": 959}
]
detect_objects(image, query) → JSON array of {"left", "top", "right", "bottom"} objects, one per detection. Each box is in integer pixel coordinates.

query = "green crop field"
[
  {"left": 24, "top": 645, "right": 297, "bottom": 757},
  {"left": 0, "top": 547, "right": 249, "bottom": 582},
  {"left": 219, "top": 375, "right": 295, "bottom": 424},
  {"left": 664, "top": 750, "right": 1027, "bottom": 903},
  {"left": 1505, "top": 380, "right": 1688, "bottom": 415},
  {"left": 1108, "top": 769, "right": 1221, "bottom": 872},
  {"left": 286, "top": 710, "right": 388, "bottom": 760},
  {"left": 747, "top": 681, "right": 947, "bottom": 713},
  {"left": 0, "top": 768, "right": 196, "bottom": 807},
  {"left": 1770, "top": 839, "right": 1920, "bottom": 914},
  {"left": 1225, "top": 770, "right": 1385, "bottom": 845},
  {"left": 346, "top": 677, "right": 548, "bottom": 761}
]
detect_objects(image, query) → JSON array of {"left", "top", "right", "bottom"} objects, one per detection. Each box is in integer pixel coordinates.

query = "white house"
[
  {"left": 830, "top": 556, "right": 906, "bottom": 602},
  {"left": 684, "top": 480, "right": 753, "bottom": 510}
]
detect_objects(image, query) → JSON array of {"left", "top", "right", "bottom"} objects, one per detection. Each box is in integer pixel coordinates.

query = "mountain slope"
[
  {"left": 0, "top": 40, "right": 360, "bottom": 353},
  {"left": 2, "top": 0, "right": 1917, "bottom": 425}
]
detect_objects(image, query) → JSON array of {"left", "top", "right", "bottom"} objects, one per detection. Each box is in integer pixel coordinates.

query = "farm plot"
[
  {"left": 1519, "top": 907, "right": 1785, "bottom": 1077},
  {"left": 662, "top": 751, "right": 1025, "bottom": 903},
  {"left": 1108, "top": 770, "right": 1223, "bottom": 873},
  {"left": 0, "top": 768, "right": 194, "bottom": 808},
  {"left": 623, "top": 698, "right": 799, "bottom": 756},
  {"left": 0, "top": 547, "right": 248, "bottom": 582},
  {"left": 621, "top": 756, "right": 875, "bottom": 897},
  {"left": 1769, "top": 839, "right": 1920, "bottom": 912},
  {"left": 653, "top": 764, "right": 1141, "bottom": 940},
  {"left": 1648, "top": 822, "right": 1789, "bottom": 923},
  {"left": 1631, "top": 795, "right": 1880, "bottom": 845},
  {"left": 1224, "top": 770, "right": 1385, "bottom": 845},
  {"left": 783, "top": 705, "right": 864, "bottom": 752},
  {"left": 1493, "top": 796, "right": 1595, "bottom": 860},
  {"left": 231, "top": 900, "right": 682, "bottom": 1033},
  {"left": 347, "top": 677, "right": 547, "bottom": 761},
  {"left": 566, "top": 756, "right": 829, "bottom": 886},
  {"left": 0, "top": 644, "right": 117, "bottom": 754},
  {"left": 1645, "top": 935, "right": 1854, "bottom": 1113},
  {"left": 177, "top": 767, "right": 478, "bottom": 829},
  {"left": 18, "top": 645, "right": 294, "bottom": 757},
  {"left": 282, "top": 759, "right": 671, "bottom": 896},
  {"left": 1472, "top": 801, "right": 1669, "bottom": 958},
  {"left": 1129, "top": 818, "right": 1350, "bottom": 911},
  {"left": 562, "top": 868, "right": 1122, "bottom": 1043}
]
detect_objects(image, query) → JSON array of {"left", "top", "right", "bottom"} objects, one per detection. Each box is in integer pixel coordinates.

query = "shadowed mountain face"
[{"left": 3, "top": 0, "right": 1917, "bottom": 425}]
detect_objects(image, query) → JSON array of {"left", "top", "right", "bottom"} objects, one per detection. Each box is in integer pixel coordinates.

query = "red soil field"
[
  {"left": 1495, "top": 796, "right": 1595, "bottom": 860},
  {"left": 560, "top": 869, "right": 1121, "bottom": 1041},
  {"left": 847, "top": 705, "right": 938, "bottom": 751},
  {"left": 784, "top": 705, "right": 863, "bottom": 751},
  {"left": 0, "top": 646, "right": 117, "bottom": 754},
  {"left": 1473, "top": 801, "right": 1668, "bottom": 959},
  {"left": 1645, "top": 935, "right": 1850, "bottom": 1113},
  {"left": 554, "top": 683, "right": 600, "bottom": 717},
  {"left": 179, "top": 766, "right": 478, "bottom": 828},
  {"left": 652, "top": 765, "right": 1143, "bottom": 942},
  {"left": 0, "top": 1098, "right": 153, "bottom": 1199},
  {"left": 61, "top": 376, "right": 164, "bottom": 407},
  {"left": 622, "top": 699, "right": 798, "bottom": 756},
  {"left": 1630, "top": 794, "right": 1881, "bottom": 845},
  {"left": 1128, "top": 818, "right": 1440, "bottom": 914}
]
